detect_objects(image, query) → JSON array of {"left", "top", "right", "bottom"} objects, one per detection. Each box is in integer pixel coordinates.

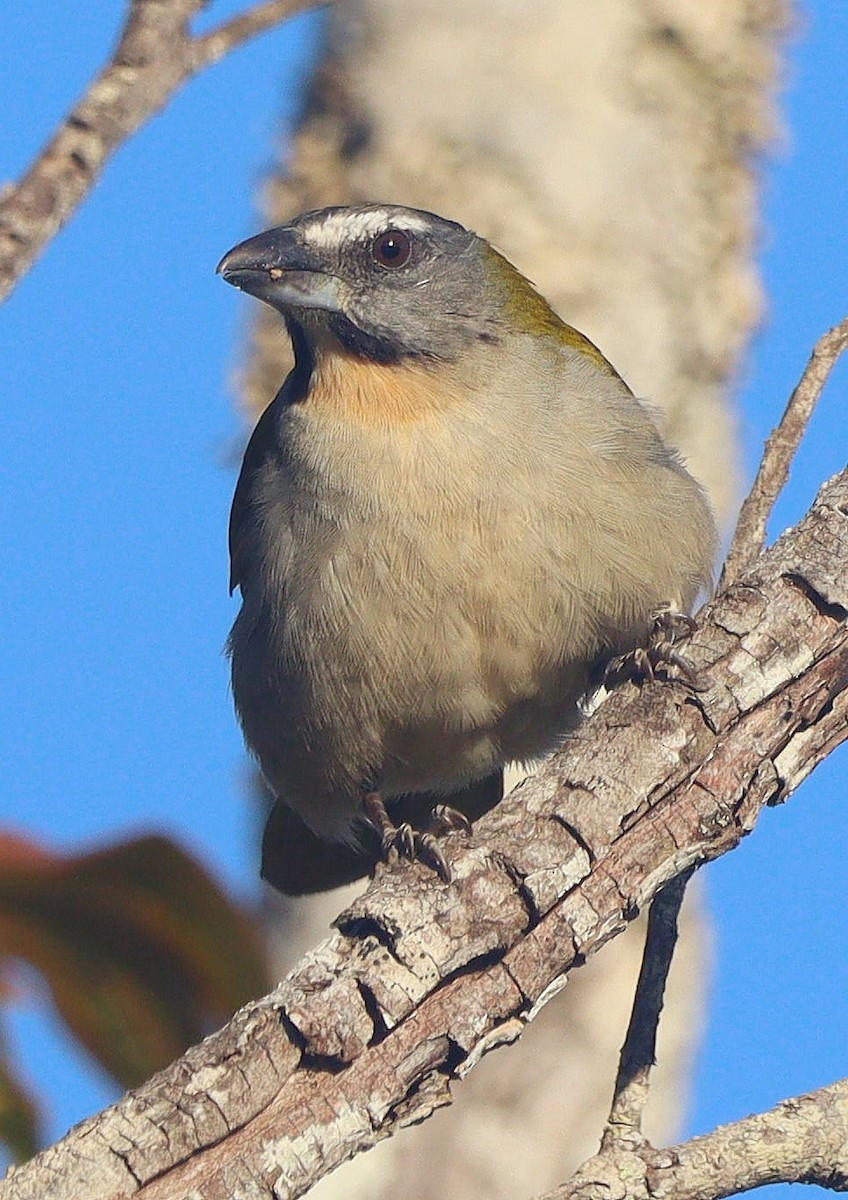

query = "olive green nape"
[{"left": 482, "top": 245, "right": 624, "bottom": 382}]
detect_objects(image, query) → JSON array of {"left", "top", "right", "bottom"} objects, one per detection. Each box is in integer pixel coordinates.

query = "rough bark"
[{"left": 5, "top": 459, "right": 847, "bottom": 1200}]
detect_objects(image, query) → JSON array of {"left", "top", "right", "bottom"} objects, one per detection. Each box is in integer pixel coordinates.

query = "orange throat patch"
[{"left": 307, "top": 347, "right": 467, "bottom": 427}]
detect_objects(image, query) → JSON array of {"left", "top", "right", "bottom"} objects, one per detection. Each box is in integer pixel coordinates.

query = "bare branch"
[
  {"left": 193, "top": 0, "right": 324, "bottom": 69},
  {"left": 0, "top": 0, "right": 326, "bottom": 303},
  {"left": 605, "top": 869, "right": 693, "bottom": 1144},
  {"left": 543, "top": 1077, "right": 848, "bottom": 1200},
  {"left": 4, "top": 456, "right": 848, "bottom": 1200},
  {"left": 722, "top": 316, "right": 848, "bottom": 587}
]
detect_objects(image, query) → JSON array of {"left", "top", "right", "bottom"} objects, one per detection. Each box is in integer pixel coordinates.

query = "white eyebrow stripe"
[{"left": 305, "top": 209, "right": 433, "bottom": 248}]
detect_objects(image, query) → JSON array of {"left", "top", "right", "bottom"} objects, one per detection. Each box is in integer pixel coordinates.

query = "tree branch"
[
  {"left": 542, "top": 1077, "right": 848, "bottom": 1200},
  {"left": 722, "top": 316, "right": 848, "bottom": 587},
  {"left": 605, "top": 869, "right": 693, "bottom": 1144},
  {"left": 0, "top": 0, "right": 326, "bottom": 302},
  {"left": 4, "top": 448, "right": 848, "bottom": 1197},
  {"left": 192, "top": 0, "right": 320, "bottom": 67}
]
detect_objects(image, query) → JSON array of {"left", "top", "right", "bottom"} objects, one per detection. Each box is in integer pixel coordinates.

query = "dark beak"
[{"left": 216, "top": 227, "right": 344, "bottom": 314}]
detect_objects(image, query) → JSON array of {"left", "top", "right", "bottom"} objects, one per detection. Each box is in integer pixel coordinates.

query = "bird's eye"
[{"left": 370, "top": 229, "right": 412, "bottom": 269}]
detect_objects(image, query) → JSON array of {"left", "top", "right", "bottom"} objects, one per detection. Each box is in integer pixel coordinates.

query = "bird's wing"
[{"left": 228, "top": 399, "right": 281, "bottom": 595}]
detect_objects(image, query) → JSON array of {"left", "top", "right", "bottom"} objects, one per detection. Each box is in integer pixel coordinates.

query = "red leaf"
[{"left": 0, "top": 832, "right": 269, "bottom": 1091}]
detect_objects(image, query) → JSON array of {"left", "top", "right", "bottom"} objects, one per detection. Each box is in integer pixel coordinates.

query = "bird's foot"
[
  {"left": 362, "top": 793, "right": 471, "bottom": 883},
  {"left": 604, "top": 610, "right": 706, "bottom": 691},
  {"left": 429, "top": 803, "right": 473, "bottom": 836}
]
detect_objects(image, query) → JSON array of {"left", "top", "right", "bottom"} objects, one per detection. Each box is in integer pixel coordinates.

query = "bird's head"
[{"left": 216, "top": 204, "right": 595, "bottom": 368}]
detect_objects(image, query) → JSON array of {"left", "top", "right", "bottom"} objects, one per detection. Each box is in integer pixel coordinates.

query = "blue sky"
[{"left": 1, "top": 3, "right": 847, "bottom": 1193}]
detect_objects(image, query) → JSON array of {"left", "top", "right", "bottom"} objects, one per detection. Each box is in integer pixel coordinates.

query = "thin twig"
[
  {"left": 604, "top": 868, "right": 694, "bottom": 1144},
  {"left": 722, "top": 316, "right": 848, "bottom": 588},
  {"left": 0, "top": 0, "right": 327, "bottom": 303},
  {"left": 194, "top": 0, "right": 323, "bottom": 67}
]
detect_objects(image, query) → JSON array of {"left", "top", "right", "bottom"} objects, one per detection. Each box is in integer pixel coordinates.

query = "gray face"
[{"left": 217, "top": 204, "right": 505, "bottom": 363}]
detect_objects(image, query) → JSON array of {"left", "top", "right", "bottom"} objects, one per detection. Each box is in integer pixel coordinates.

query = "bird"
[{"left": 217, "top": 204, "right": 717, "bottom": 895}]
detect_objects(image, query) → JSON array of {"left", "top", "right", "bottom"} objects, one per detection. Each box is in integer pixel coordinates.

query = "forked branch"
[
  {"left": 541, "top": 1078, "right": 848, "bottom": 1200},
  {"left": 0, "top": 0, "right": 327, "bottom": 302}
]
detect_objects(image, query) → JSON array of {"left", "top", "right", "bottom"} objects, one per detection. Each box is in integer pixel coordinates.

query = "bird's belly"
[
  {"left": 233, "top": 471, "right": 631, "bottom": 840},
  {"left": 380, "top": 659, "right": 590, "bottom": 797},
  {"left": 278, "top": 528, "right": 596, "bottom": 801}
]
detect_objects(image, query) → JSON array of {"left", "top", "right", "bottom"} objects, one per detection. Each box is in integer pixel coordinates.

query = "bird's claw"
[
  {"left": 429, "top": 803, "right": 473, "bottom": 836},
  {"left": 604, "top": 610, "right": 706, "bottom": 691},
  {"left": 381, "top": 819, "right": 415, "bottom": 860},
  {"left": 413, "top": 831, "right": 452, "bottom": 883},
  {"left": 363, "top": 791, "right": 471, "bottom": 883}
]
